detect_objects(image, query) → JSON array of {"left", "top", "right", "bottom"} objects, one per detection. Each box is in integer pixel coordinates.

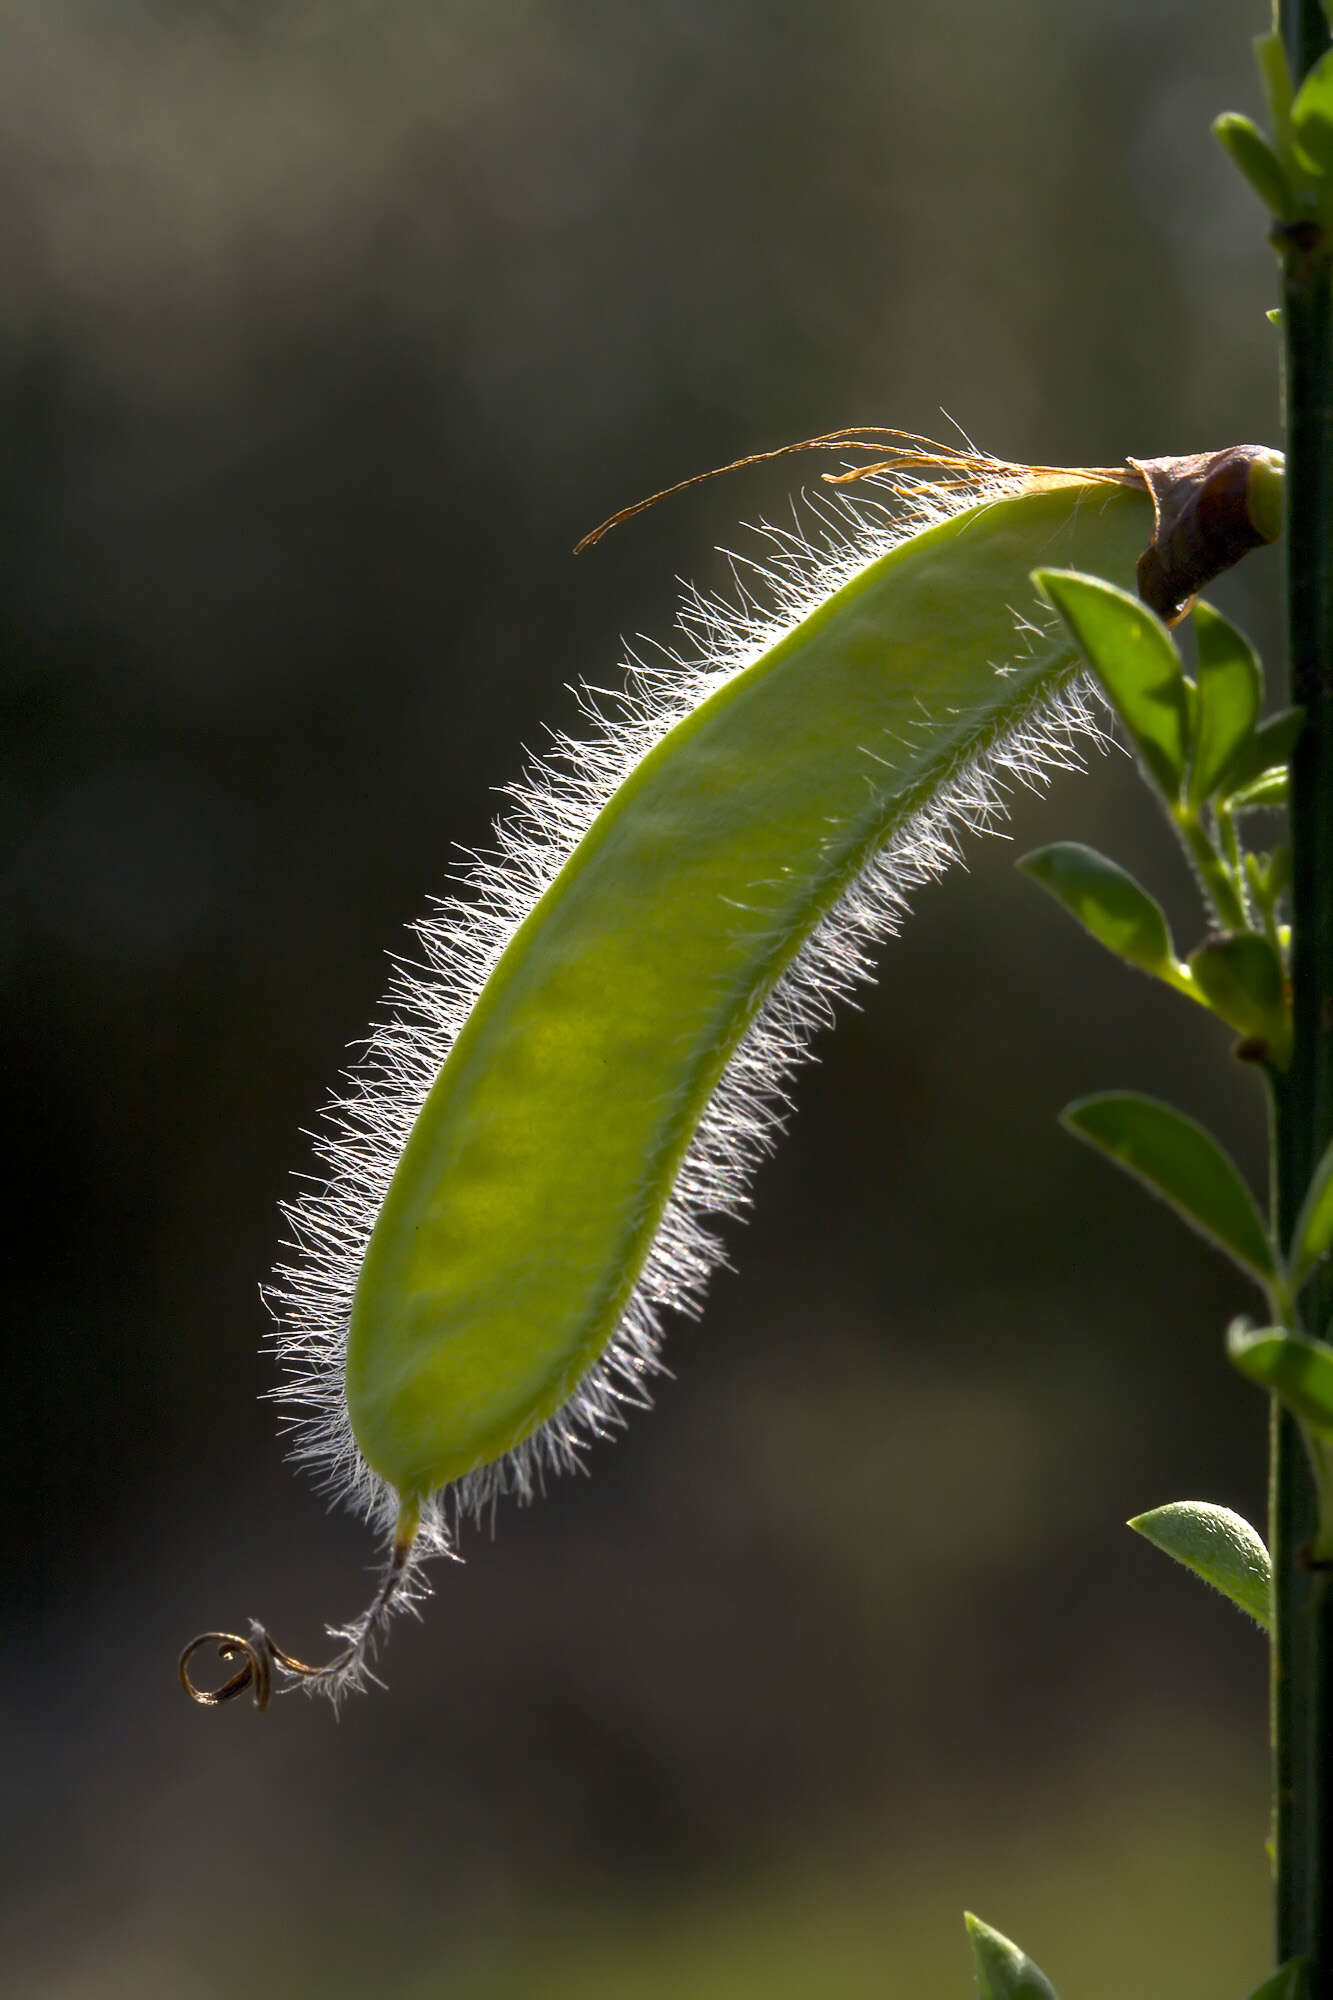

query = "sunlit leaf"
[
  {"left": 1128, "top": 1499, "right": 1271, "bottom": 1630},
  {"left": 1255, "top": 33, "right": 1296, "bottom": 155},
  {"left": 1187, "top": 933, "right": 1290, "bottom": 1065},
  {"left": 1291, "top": 48, "right": 1333, "bottom": 175},
  {"left": 1230, "top": 768, "right": 1289, "bottom": 811},
  {"left": 1229, "top": 1326, "right": 1333, "bottom": 1435},
  {"left": 1017, "top": 843, "right": 1175, "bottom": 976},
  {"left": 1218, "top": 707, "right": 1304, "bottom": 798},
  {"left": 1032, "top": 569, "right": 1189, "bottom": 800},
  {"left": 1214, "top": 113, "right": 1298, "bottom": 218},
  {"left": 1189, "top": 602, "right": 1263, "bottom": 804},
  {"left": 1290, "top": 1132, "right": 1333, "bottom": 1287},
  {"left": 965, "top": 1914, "right": 1061, "bottom": 2000},
  {"left": 1062, "top": 1092, "right": 1276, "bottom": 1285}
]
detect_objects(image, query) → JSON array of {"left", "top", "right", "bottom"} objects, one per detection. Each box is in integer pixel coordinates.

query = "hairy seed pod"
[{"left": 181, "top": 439, "right": 1279, "bottom": 1705}]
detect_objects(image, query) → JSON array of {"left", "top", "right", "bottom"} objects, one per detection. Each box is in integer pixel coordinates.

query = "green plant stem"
[
  {"left": 1275, "top": 1, "right": 1333, "bottom": 1984},
  {"left": 1287, "top": 0, "right": 1331, "bottom": 92},
  {"left": 1215, "top": 802, "right": 1251, "bottom": 917},
  {"left": 1173, "top": 805, "right": 1249, "bottom": 929}
]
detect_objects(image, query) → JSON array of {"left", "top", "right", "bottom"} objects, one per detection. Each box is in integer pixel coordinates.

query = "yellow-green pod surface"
[{"left": 332, "top": 475, "right": 1153, "bottom": 1512}]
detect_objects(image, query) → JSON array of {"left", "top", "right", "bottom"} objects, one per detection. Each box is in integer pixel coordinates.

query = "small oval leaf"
[
  {"left": 1245, "top": 846, "right": 1292, "bottom": 915},
  {"left": 1214, "top": 113, "right": 1299, "bottom": 218},
  {"left": 1255, "top": 33, "right": 1296, "bottom": 151},
  {"left": 1187, "top": 933, "right": 1291, "bottom": 1066},
  {"left": 1230, "top": 767, "right": 1289, "bottom": 812},
  {"left": 1189, "top": 601, "right": 1263, "bottom": 804},
  {"left": 1128, "top": 1499, "right": 1272, "bottom": 1631},
  {"left": 965, "top": 1915, "right": 1061, "bottom": 2000},
  {"left": 1032, "top": 569, "right": 1190, "bottom": 800},
  {"left": 1290, "top": 1132, "right": 1333, "bottom": 1287},
  {"left": 1291, "top": 48, "right": 1333, "bottom": 176},
  {"left": 1018, "top": 842, "right": 1176, "bottom": 976},
  {"left": 1228, "top": 1325, "right": 1333, "bottom": 1435},
  {"left": 1218, "top": 707, "right": 1304, "bottom": 798},
  {"left": 1061, "top": 1092, "right": 1277, "bottom": 1285}
]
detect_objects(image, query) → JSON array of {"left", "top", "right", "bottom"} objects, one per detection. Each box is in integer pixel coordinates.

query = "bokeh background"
[{"left": 5, "top": 3, "right": 1291, "bottom": 1994}]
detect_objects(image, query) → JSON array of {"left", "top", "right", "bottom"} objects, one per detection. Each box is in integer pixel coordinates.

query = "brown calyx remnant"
[{"left": 1130, "top": 446, "right": 1283, "bottom": 625}]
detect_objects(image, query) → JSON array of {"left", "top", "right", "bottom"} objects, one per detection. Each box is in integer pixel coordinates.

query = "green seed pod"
[
  {"left": 344, "top": 475, "right": 1158, "bottom": 1518},
  {"left": 180, "top": 437, "right": 1281, "bottom": 1705}
]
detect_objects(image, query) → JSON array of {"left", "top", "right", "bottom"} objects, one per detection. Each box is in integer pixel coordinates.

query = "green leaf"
[
  {"left": 1017, "top": 843, "right": 1176, "bottom": 976},
  {"left": 1187, "top": 933, "right": 1291, "bottom": 1065},
  {"left": 1032, "top": 569, "right": 1190, "bottom": 801},
  {"left": 1231, "top": 1332, "right": 1333, "bottom": 1561},
  {"left": 1255, "top": 33, "right": 1296, "bottom": 156},
  {"left": 1290, "top": 1132, "right": 1333, "bottom": 1287},
  {"left": 1127, "top": 1499, "right": 1271, "bottom": 1630},
  {"left": 965, "top": 1915, "right": 1061, "bottom": 2000},
  {"left": 1218, "top": 708, "right": 1304, "bottom": 798},
  {"left": 1229, "top": 1326, "right": 1333, "bottom": 1435},
  {"left": 1062, "top": 1092, "right": 1277, "bottom": 1285},
  {"left": 1230, "top": 767, "right": 1289, "bottom": 811},
  {"left": 1245, "top": 846, "right": 1292, "bottom": 915},
  {"left": 1189, "top": 602, "right": 1263, "bottom": 803},
  {"left": 1291, "top": 49, "right": 1333, "bottom": 177},
  {"left": 1182, "top": 672, "right": 1200, "bottom": 751},
  {"left": 1214, "top": 113, "right": 1298, "bottom": 217},
  {"left": 1247, "top": 1958, "right": 1311, "bottom": 2000}
]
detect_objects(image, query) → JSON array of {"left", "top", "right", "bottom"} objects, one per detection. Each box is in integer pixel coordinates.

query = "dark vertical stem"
[
  {"left": 1276, "top": 0, "right": 1333, "bottom": 1983},
  {"left": 1288, "top": 0, "right": 1331, "bottom": 92}
]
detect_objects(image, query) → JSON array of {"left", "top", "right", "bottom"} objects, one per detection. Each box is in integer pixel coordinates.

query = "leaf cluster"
[
  {"left": 1022, "top": 573, "right": 1294, "bottom": 1068},
  {"left": 1018, "top": 568, "right": 1333, "bottom": 1568},
  {"left": 1215, "top": 29, "right": 1333, "bottom": 238}
]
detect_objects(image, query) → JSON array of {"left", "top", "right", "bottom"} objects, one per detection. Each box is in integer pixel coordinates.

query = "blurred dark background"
[{"left": 4, "top": 3, "right": 1288, "bottom": 1994}]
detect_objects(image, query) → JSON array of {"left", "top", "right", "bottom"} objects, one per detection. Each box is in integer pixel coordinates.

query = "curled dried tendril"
[
  {"left": 180, "top": 1527, "right": 416, "bottom": 1711},
  {"left": 179, "top": 1625, "right": 328, "bottom": 1710}
]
